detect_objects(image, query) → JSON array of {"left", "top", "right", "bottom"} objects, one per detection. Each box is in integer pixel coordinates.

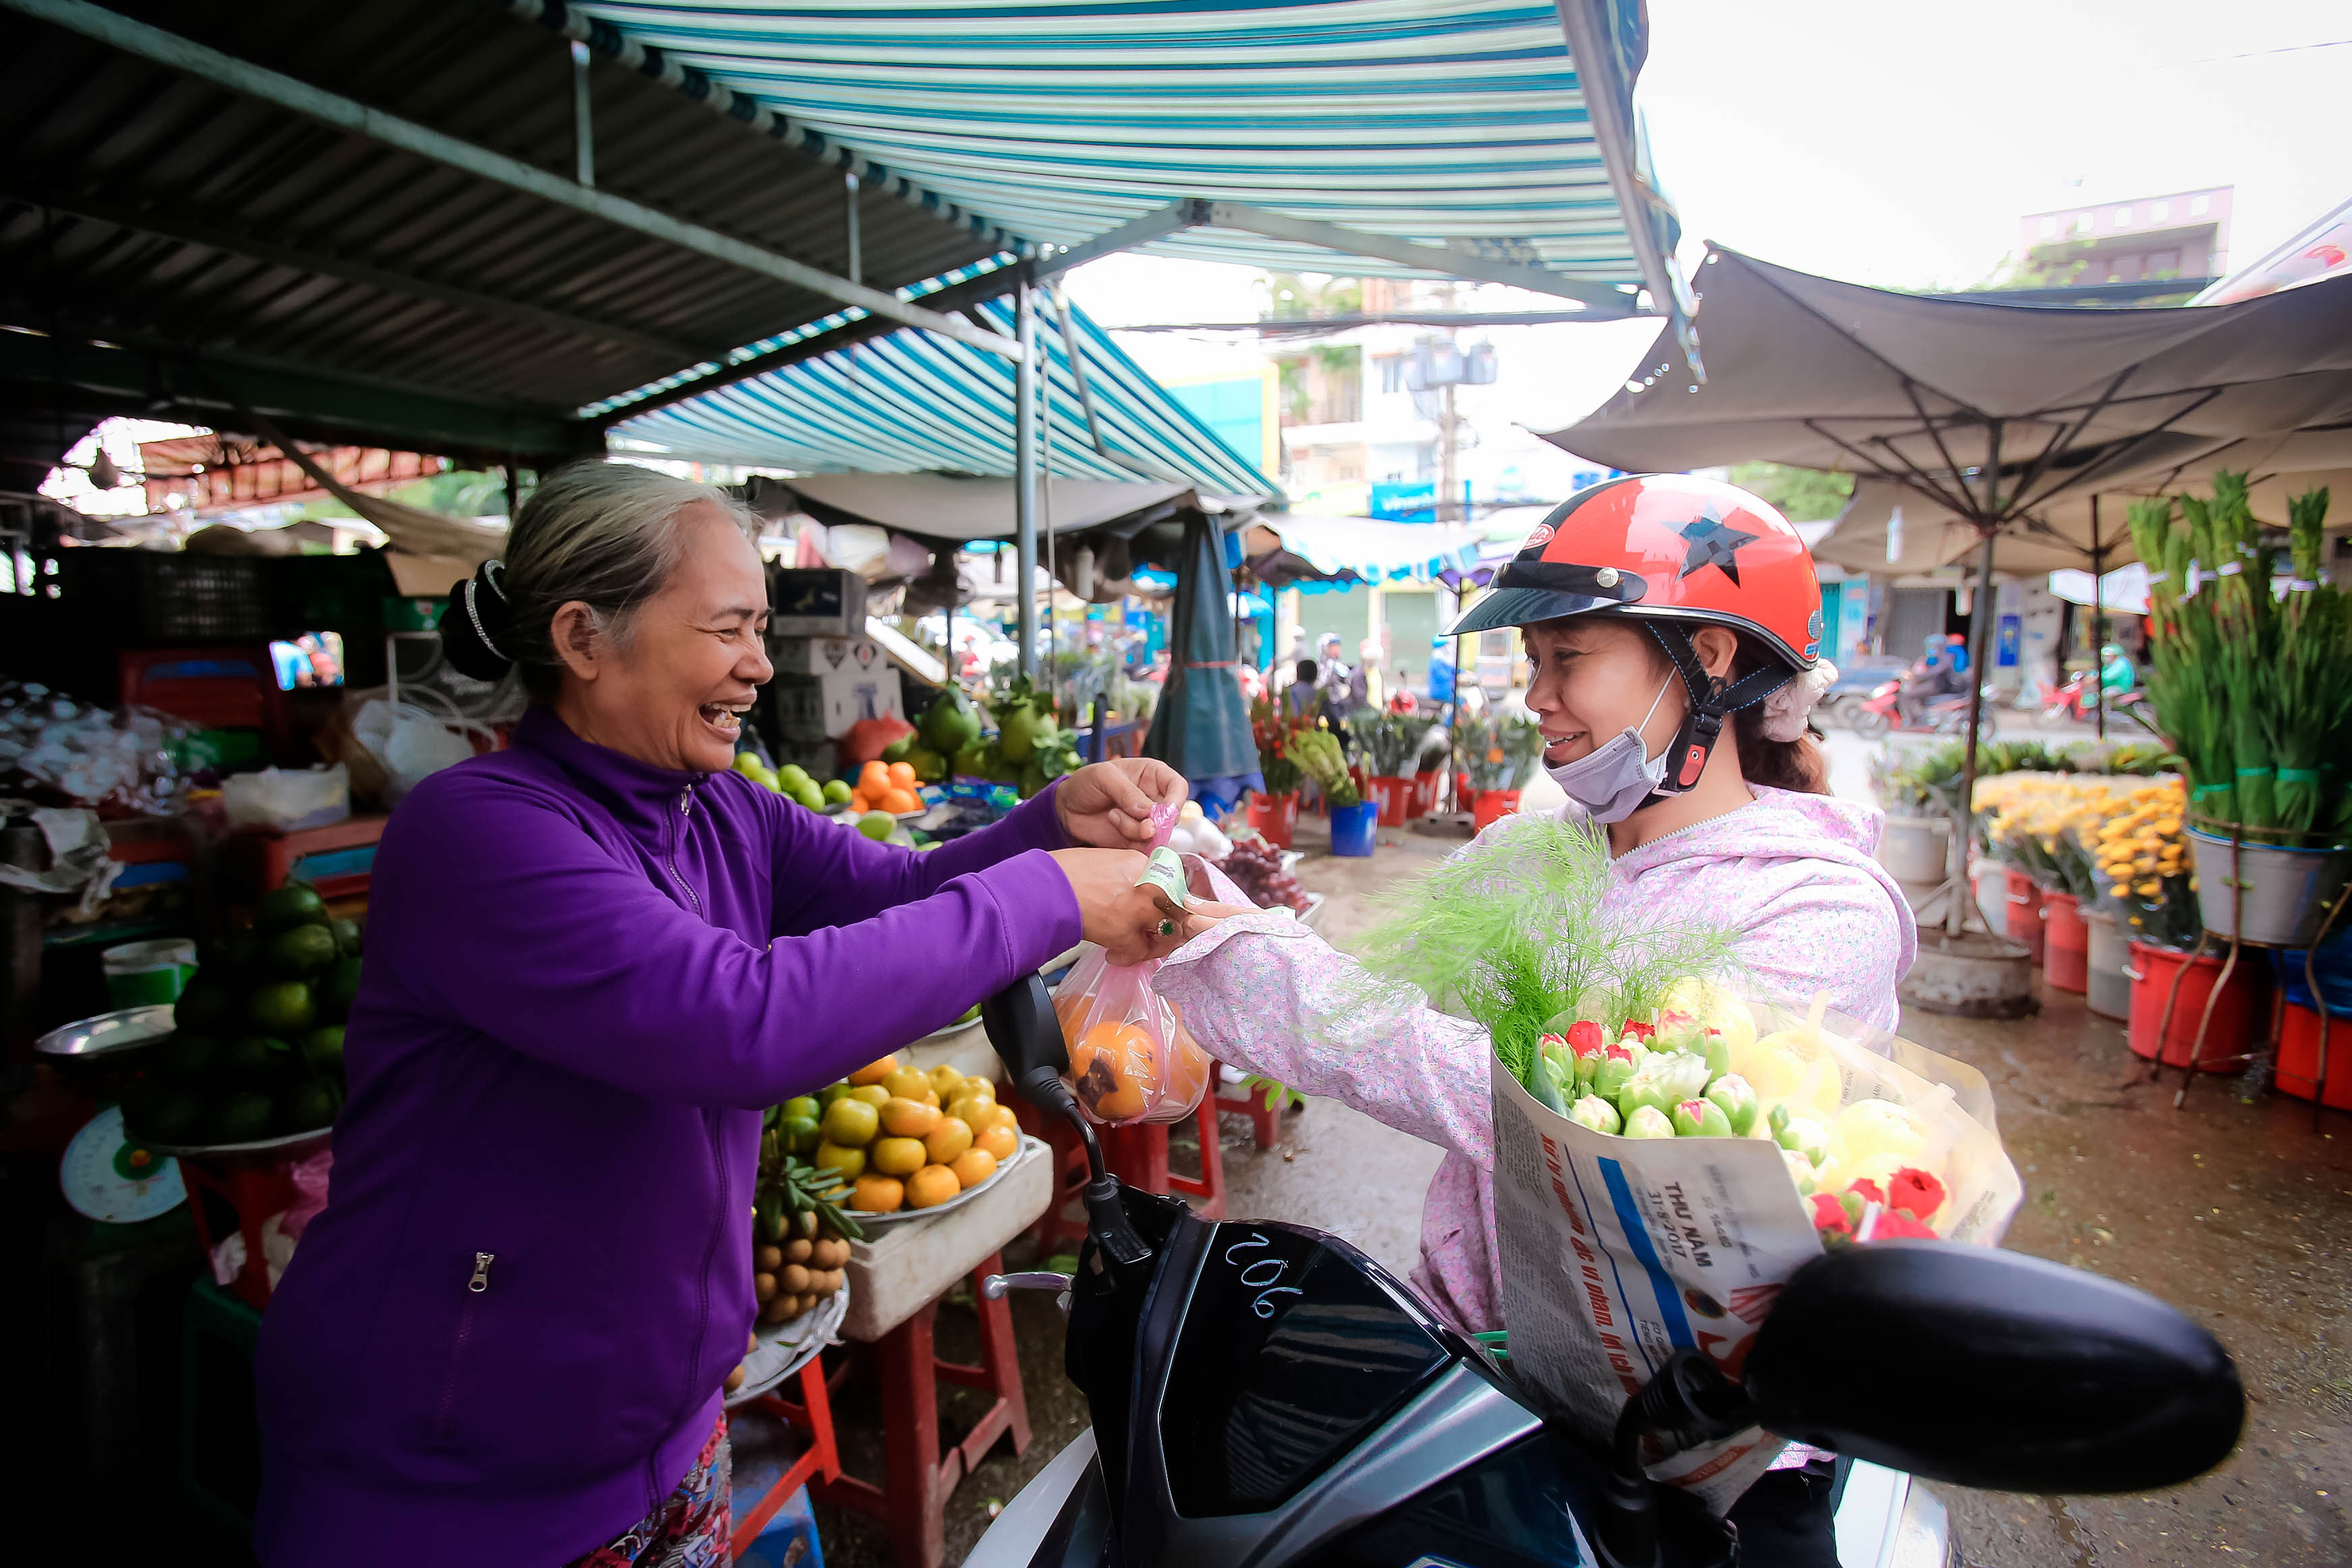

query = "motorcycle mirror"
[
  {"left": 1743, "top": 1241, "right": 2243, "bottom": 1494},
  {"left": 980, "top": 973, "right": 1068, "bottom": 1090}
]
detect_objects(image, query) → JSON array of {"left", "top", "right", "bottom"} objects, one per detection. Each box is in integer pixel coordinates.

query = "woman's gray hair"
[{"left": 495, "top": 460, "right": 760, "bottom": 699}]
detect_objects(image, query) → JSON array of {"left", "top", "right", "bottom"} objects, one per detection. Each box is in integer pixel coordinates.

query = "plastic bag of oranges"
[{"left": 1051, "top": 947, "right": 1212, "bottom": 1127}]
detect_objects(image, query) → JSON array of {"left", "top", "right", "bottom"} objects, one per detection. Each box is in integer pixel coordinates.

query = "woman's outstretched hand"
[
  {"left": 1055, "top": 759, "right": 1187, "bottom": 849},
  {"left": 1049, "top": 849, "right": 1192, "bottom": 965}
]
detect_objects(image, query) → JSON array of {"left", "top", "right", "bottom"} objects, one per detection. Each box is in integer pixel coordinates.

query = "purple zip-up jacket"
[{"left": 251, "top": 708, "right": 1080, "bottom": 1565}]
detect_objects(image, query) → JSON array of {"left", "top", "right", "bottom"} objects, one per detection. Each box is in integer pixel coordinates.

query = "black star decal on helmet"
[{"left": 1677, "top": 511, "right": 1761, "bottom": 586}]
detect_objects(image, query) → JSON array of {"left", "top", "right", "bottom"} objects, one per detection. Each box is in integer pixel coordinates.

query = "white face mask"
[{"left": 1545, "top": 675, "right": 1677, "bottom": 823}]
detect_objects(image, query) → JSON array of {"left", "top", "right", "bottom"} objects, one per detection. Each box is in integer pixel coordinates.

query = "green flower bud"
[
  {"left": 1621, "top": 1104, "right": 1677, "bottom": 1139},
  {"left": 1567, "top": 1095, "right": 1623, "bottom": 1136},
  {"left": 1702, "top": 1073, "right": 1760, "bottom": 1137},
  {"left": 1774, "top": 1114, "right": 1831, "bottom": 1169},
  {"left": 1594, "top": 1040, "right": 1646, "bottom": 1102},
  {"left": 1671, "top": 1098, "right": 1735, "bottom": 1138}
]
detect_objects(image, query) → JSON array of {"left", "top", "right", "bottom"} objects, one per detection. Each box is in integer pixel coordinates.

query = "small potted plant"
[
  {"left": 1245, "top": 696, "right": 1304, "bottom": 848},
  {"left": 1290, "top": 727, "right": 1376, "bottom": 856}
]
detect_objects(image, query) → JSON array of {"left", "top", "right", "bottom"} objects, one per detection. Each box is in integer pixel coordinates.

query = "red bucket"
[
  {"left": 1367, "top": 775, "right": 1415, "bottom": 827},
  {"left": 2127, "top": 940, "right": 2269, "bottom": 1069},
  {"left": 1245, "top": 791, "right": 1298, "bottom": 849},
  {"left": 2006, "top": 870, "right": 2046, "bottom": 967},
  {"left": 1411, "top": 769, "right": 1441, "bottom": 816},
  {"left": 1472, "top": 789, "right": 1521, "bottom": 832},
  {"left": 2276, "top": 1001, "right": 2352, "bottom": 1109},
  {"left": 2042, "top": 891, "right": 2088, "bottom": 993}
]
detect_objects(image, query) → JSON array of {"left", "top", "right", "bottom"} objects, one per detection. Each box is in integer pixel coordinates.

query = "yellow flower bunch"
[
  {"left": 2092, "top": 777, "right": 2191, "bottom": 901},
  {"left": 1976, "top": 774, "right": 2127, "bottom": 869}
]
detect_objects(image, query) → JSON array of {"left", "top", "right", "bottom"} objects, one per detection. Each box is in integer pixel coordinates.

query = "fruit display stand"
[
  {"left": 824, "top": 1133, "right": 1051, "bottom": 1568},
  {"left": 227, "top": 814, "right": 388, "bottom": 903},
  {"left": 157, "top": 1129, "right": 331, "bottom": 1310}
]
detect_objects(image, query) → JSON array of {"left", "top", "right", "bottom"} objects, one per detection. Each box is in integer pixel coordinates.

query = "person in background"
[
  {"left": 2099, "top": 641, "right": 2137, "bottom": 696},
  {"left": 1389, "top": 667, "right": 1419, "bottom": 715},
  {"left": 1282, "top": 657, "right": 1324, "bottom": 723},
  {"left": 1357, "top": 638, "right": 1387, "bottom": 711},
  {"left": 1897, "top": 635, "right": 1946, "bottom": 727}
]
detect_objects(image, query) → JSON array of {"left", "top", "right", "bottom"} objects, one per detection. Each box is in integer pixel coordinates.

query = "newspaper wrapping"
[{"left": 1490, "top": 999, "right": 2023, "bottom": 1514}]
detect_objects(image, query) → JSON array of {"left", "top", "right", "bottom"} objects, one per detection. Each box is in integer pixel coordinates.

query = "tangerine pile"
[
  {"left": 848, "top": 760, "right": 924, "bottom": 816},
  {"left": 812, "top": 1053, "right": 1021, "bottom": 1213}
]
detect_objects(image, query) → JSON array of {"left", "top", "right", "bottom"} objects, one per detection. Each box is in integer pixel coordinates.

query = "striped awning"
[
  {"left": 607, "top": 288, "right": 1275, "bottom": 496},
  {"left": 566, "top": 0, "right": 1673, "bottom": 290}
]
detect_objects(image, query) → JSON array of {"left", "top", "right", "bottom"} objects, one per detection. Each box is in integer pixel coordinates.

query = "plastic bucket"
[
  {"left": 1366, "top": 775, "right": 1415, "bottom": 827},
  {"left": 1472, "top": 790, "right": 1521, "bottom": 833},
  {"left": 1245, "top": 791, "right": 1298, "bottom": 849},
  {"left": 1878, "top": 814, "right": 1951, "bottom": 884},
  {"left": 2042, "top": 891, "right": 2088, "bottom": 993},
  {"left": 1411, "top": 770, "right": 1441, "bottom": 816},
  {"left": 2184, "top": 832, "right": 2352, "bottom": 948},
  {"left": 1329, "top": 800, "right": 1379, "bottom": 858},
  {"left": 2274, "top": 1001, "right": 2352, "bottom": 1110},
  {"left": 2083, "top": 909, "right": 2130, "bottom": 1021},
  {"left": 101, "top": 939, "right": 196, "bottom": 1007},
  {"left": 1974, "top": 862, "right": 2008, "bottom": 937},
  {"left": 2006, "top": 871, "right": 2047, "bottom": 967},
  {"left": 2127, "top": 941, "right": 2268, "bottom": 1069}
]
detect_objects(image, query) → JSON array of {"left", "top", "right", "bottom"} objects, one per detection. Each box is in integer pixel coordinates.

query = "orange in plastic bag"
[{"left": 1052, "top": 947, "right": 1210, "bottom": 1127}]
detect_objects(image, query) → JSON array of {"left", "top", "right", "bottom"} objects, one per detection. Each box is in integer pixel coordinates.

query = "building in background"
[{"left": 1995, "top": 186, "right": 2232, "bottom": 303}]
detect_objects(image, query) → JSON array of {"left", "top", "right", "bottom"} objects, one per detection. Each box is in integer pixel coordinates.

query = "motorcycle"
[
  {"left": 2035, "top": 671, "right": 2148, "bottom": 729},
  {"left": 965, "top": 974, "right": 2243, "bottom": 1568},
  {"left": 1848, "top": 679, "right": 1999, "bottom": 741}
]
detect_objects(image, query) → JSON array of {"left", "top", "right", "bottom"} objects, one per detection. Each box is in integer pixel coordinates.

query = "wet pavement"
[{"left": 812, "top": 791, "right": 2352, "bottom": 1567}]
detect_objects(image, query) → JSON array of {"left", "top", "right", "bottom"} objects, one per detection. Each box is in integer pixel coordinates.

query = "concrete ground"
[{"left": 810, "top": 760, "right": 2352, "bottom": 1568}]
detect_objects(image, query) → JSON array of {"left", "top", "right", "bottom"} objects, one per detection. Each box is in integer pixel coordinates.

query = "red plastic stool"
[
  {"left": 177, "top": 1155, "right": 302, "bottom": 1310},
  {"left": 727, "top": 1353, "right": 843, "bottom": 1559},
  {"left": 815, "top": 1255, "right": 1030, "bottom": 1568},
  {"left": 1162, "top": 1088, "right": 1227, "bottom": 1220},
  {"left": 1012, "top": 1100, "right": 1091, "bottom": 1257},
  {"left": 1213, "top": 1065, "right": 1287, "bottom": 1151}
]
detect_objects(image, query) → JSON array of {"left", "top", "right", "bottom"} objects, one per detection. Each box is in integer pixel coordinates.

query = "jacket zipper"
[
  {"left": 659, "top": 781, "right": 721, "bottom": 1494},
  {"left": 431, "top": 1252, "right": 494, "bottom": 1446},
  {"left": 666, "top": 785, "right": 703, "bottom": 917}
]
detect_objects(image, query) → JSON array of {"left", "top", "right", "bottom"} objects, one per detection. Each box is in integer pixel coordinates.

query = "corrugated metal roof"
[
  {"left": 568, "top": 0, "right": 1670, "bottom": 289},
  {"left": 610, "top": 291, "right": 1277, "bottom": 497},
  {"left": 0, "top": 0, "right": 1005, "bottom": 472}
]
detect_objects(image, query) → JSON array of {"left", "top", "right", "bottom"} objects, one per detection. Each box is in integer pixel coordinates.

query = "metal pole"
[
  {"left": 1015, "top": 280, "right": 1040, "bottom": 680},
  {"left": 571, "top": 40, "right": 594, "bottom": 188},
  {"left": 1951, "top": 421, "right": 2001, "bottom": 939},
  {"left": 2090, "top": 494, "right": 2106, "bottom": 741}
]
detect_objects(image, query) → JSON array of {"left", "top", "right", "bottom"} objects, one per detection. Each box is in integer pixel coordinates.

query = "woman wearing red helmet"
[{"left": 1154, "top": 475, "right": 1917, "bottom": 1565}]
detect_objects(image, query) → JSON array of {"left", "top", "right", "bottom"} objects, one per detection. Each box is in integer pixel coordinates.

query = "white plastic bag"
[
  {"left": 351, "top": 699, "right": 481, "bottom": 804},
  {"left": 223, "top": 764, "right": 350, "bottom": 831}
]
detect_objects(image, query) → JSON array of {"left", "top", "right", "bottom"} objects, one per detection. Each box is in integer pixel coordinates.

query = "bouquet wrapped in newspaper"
[{"left": 1354, "top": 816, "right": 2023, "bottom": 1513}]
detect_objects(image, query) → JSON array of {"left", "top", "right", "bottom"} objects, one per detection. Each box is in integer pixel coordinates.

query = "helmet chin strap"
[{"left": 1641, "top": 623, "right": 1796, "bottom": 799}]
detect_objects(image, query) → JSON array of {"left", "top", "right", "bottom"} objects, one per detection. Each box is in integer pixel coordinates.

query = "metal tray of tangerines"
[{"left": 851, "top": 1133, "right": 1039, "bottom": 1227}]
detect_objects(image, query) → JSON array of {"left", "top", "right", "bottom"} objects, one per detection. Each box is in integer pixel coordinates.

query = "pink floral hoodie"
[{"left": 1156, "top": 786, "right": 1917, "bottom": 1335}]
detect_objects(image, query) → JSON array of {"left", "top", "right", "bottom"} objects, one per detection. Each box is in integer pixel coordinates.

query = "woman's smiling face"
[
  {"left": 1521, "top": 618, "right": 1681, "bottom": 768},
  {"left": 556, "top": 502, "right": 773, "bottom": 773}
]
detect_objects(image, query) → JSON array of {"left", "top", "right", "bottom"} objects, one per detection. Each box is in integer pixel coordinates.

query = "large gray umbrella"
[{"left": 1544, "top": 248, "right": 2352, "bottom": 939}]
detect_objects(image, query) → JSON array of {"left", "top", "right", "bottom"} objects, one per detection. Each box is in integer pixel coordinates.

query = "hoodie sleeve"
[
  {"left": 762, "top": 779, "right": 1070, "bottom": 937},
  {"left": 376, "top": 771, "right": 1081, "bottom": 1107},
  {"left": 1154, "top": 912, "right": 1498, "bottom": 1168}
]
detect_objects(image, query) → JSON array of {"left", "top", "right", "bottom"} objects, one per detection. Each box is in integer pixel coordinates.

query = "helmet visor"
[{"left": 1446, "top": 586, "right": 1626, "bottom": 637}]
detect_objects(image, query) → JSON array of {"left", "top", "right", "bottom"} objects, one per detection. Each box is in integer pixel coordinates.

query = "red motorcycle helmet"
[{"left": 1447, "top": 474, "right": 1825, "bottom": 793}]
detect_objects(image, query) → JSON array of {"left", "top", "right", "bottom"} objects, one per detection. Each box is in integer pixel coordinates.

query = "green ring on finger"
[{"left": 1158, "top": 918, "right": 1176, "bottom": 937}]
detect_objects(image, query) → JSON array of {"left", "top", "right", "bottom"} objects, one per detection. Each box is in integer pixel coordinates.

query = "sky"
[
  {"left": 1073, "top": 0, "right": 2352, "bottom": 327},
  {"left": 1637, "top": 0, "right": 2352, "bottom": 289}
]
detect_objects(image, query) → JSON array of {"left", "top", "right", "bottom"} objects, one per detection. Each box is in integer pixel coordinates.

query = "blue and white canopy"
[
  {"left": 570, "top": 0, "right": 1671, "bottom": 290},
  {"left": 609, "top": 291, "right": 1277, "bottom": 497}
]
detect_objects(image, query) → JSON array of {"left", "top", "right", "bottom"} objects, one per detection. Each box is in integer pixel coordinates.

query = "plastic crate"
[{"left": 55, "top": 550, "right": 271, "bottom": 643}]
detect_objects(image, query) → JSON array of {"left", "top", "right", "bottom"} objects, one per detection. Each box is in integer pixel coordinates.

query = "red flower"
[
  {"left": 1621, "top": 1019, "right": 1656, "bottom": 1041},
  {"left": 1808, "top": 1192, "right": 1853, "bottom": 1237},
  {"left": 1869, "top": 1210, "right": 1938, "bottom": 1241},
  {"left": 1886, "top": 1167, "right": 1947, "bottom": 1221},
  {"left": 1847, "top": 1177, "right": 1887, "bottom": 1208},
  {"left": 1567, "top": 1019, "right": 1607, "bottom": 1056},
  {"left": 1604, "top": 1041, "right": 1639, "bottom": 1065}
]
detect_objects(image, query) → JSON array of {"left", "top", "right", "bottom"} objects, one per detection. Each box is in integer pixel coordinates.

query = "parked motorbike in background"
[
  {"left": 965, "top": 973, "right": 2244, "bottom": 1568},
  {"left": 2036, "top": 671, "right": 2149, "bottom": 729},
  {"left": 1849, "top": 679, "right": 2002, "bottom": 740}
]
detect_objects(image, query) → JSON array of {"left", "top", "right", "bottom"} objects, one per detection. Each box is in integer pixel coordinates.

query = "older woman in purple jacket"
[{"left": 252, "top": 463, "right": 1183, "bottom": 1567}]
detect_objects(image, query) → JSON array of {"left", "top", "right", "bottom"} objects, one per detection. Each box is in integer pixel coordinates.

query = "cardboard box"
[{"left": 768, "top": 637, "right": 903, "bottom": 738}]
